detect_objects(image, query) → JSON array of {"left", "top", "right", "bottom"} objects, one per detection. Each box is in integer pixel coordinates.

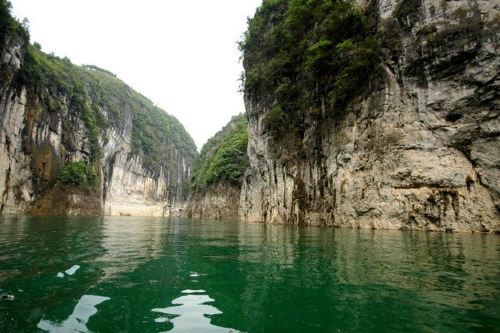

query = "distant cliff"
[
  {"left": 0, "top": 0, "right": 197, "bottom": 216},
  {"left": 238, "top": 0, "right": 499, "bottom": 231},
  {"left": 186, "top": 114, "right": 248, "bottom": 220}
]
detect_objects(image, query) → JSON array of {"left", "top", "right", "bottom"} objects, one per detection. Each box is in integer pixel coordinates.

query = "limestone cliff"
[
  {"left": 239, "top": 0, "right": 500, "bottom": 231},
  {"left": 186, "top": 114, "right": 248, "bottom": 220},
  {"left": 0, "top": 2, "right": 197, "bottom": 216},
  {"left": 186, "top": 183, "right": 242, "bottom": 220}
]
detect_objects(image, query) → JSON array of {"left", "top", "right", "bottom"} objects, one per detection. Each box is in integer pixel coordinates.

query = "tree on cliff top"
[
  {"left": 3, "top": 0, "right": 197, "bottom": 177},
  {"left": 239, "top": 0, "right": 379, "bottom": 158}
]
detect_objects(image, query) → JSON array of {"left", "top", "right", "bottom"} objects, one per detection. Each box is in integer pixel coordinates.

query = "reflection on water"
[
  {"left": 0, "top": 217, "right": 498, "bottom": 332},
  {"left": 151, "top": 271, "right": 238, "bottom": 333},
  {"left": 152, "top": 289, "right": 237, "bottom": 333},
  {"left": 234, "top": 225, "right": 500, "bottom": 332},
  {"left": 57, "top": 265, "right": 80, "bottom": 278},
  {"left": 96, "top": 217, "right": 167, "bottom": 280},
  {"left": 37, "top": 295, "right": 110, "bottom": 332},
  {"left": 64, "top": 265, "right": 80, "bottom": 276}
]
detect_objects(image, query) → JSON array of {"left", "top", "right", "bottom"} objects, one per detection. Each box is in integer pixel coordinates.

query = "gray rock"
[{"left": 238, "top": 0, "right": 500, "bottom": 232}]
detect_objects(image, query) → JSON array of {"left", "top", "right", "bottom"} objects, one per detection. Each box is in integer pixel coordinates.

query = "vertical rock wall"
[
  {"left": 102, "top": 125, "right": 192, "bottom": 217},
  {"left": 185, "top": 183, "right": 241, "bottom": 220},
  {"left": 239, "top": 0, "right": 500, "bottom": 231},
  {"left": 0, "top": 36, "right": 194, "bottom": 216}
]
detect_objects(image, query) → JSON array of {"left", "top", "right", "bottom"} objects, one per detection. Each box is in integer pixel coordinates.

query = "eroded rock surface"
[
  {"left": 239, "top": 0, "right": 500, "bottom": 231},
  {"left": 186, "top": 183, "right": 241, "bottom": 220},
  {"left": 0, "top": 30, "right": 195, "bottom": 216}
]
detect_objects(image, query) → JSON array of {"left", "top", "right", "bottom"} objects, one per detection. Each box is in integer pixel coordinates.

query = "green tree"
[
  {"left": 239, "top": 0, "right": 379, "bottom": 155},
  {"left": 191, "top": 114, "right": 248, "bottom": 191},
  {"left": 59, "top": 161, "right": 97, "bottom": 186}
]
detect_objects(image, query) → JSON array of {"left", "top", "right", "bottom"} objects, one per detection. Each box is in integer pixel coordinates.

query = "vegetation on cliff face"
[
  {"left": 0, "top": 0, "right": 28, "bottom": 48},
  {"left": 77, "top": 65, "right": 198, "bottom": 172},
  {"left": 59, "top": 161, "right": 97, "bottom": 186},
  {"left": 1, "top": 0, "right": 197, "bottom": 176},
  {"left": 16, "top": 48, "right": 197, "bottom": 173},
  {"left": 191, "top": 114, "right": 248, "bottom": 191},
  {"left": 239, "top": 0, "right": 379, "bottom": 157}
]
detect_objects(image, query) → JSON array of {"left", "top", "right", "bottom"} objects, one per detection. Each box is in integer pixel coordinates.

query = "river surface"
[{"left": 0, "top": 216, "right": 499, "bottom": 332}]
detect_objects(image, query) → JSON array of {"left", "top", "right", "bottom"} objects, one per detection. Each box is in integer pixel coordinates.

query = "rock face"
[
  {"left": 100, "top": 121, "right": 193, "bottom": 217},
  {"left": 186, "top": 114, "right": 248, "bottom": 220},
  {"left": 0, "top": 10, "right": 196, "bottom": 216},
  {"left": 239, "top": 0, "right": 500, "bottom": 231},
  {"left": 186, "top": 183, "right": 241, "bottom": 220}
]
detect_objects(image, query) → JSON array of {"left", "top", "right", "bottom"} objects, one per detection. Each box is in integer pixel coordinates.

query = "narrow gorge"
[
  {"left": 1, "top": 1, "right": 500, "bottom": 331},
  {"left": 186, "top": 114, "right": 248, "bottom": 220},
  {"left": 1, "top": 0, "right": 499, "bottom": 232}
]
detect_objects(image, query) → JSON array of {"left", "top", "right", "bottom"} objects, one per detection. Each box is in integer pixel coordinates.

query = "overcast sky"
[{"left": 10, "top": 0, "right": 262, "bottom": 149}]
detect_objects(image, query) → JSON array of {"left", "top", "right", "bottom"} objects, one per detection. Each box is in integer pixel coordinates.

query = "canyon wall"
[
  {"left": 185, "top": 114, "right": 248, "bottom": 220},
  {"left": 239, "top": 0, "right": 499, "bottom": 231},
  {"left": 186, "top": 183, "right": 241, "bottom": 220},
  {"left": 0, "top": 8, "right": 196, "bottom": 216}
]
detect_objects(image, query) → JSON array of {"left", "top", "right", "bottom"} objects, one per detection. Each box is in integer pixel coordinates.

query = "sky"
[{"left": 10, "top": 0, "right": 262, "bottom": 149}]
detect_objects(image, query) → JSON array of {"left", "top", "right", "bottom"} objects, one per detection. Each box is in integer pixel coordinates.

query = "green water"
[{"left": 0, "top": 217, "right": 499, "bottom": 332}]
